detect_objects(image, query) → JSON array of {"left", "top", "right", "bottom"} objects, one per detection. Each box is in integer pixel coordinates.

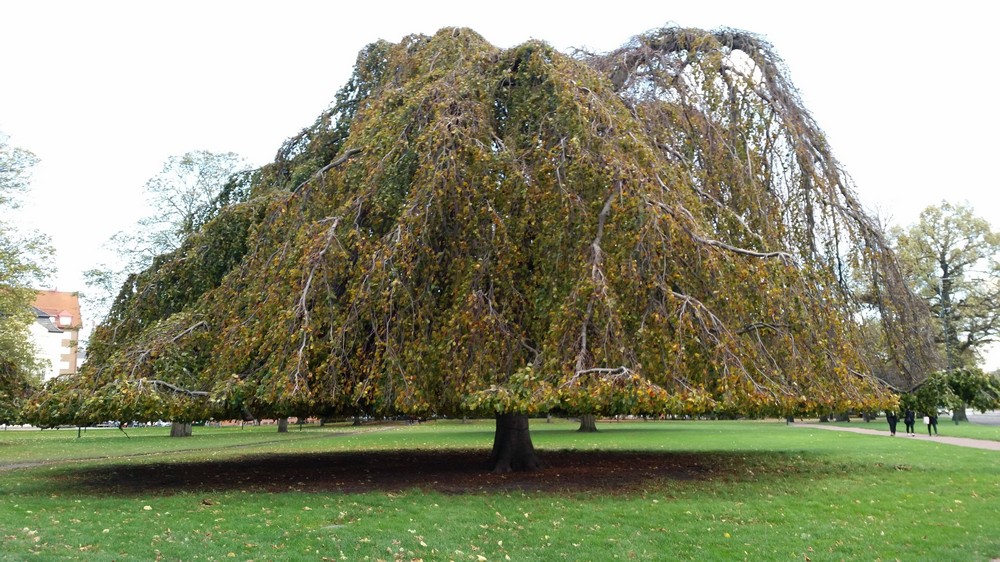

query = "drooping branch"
[
  {"left": 292, "top": 147, "right": 363, "bottom": 193},
  {"left": 736, "top": 322, "right": 790, "bottom": 335},
  {"left": 147, "top": 379, "right": 210, "bottom": 397}
]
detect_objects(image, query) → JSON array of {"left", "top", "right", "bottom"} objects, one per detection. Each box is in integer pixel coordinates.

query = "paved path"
[{"left": 791, "top": 423, "right": 1000, "bottom": 451}]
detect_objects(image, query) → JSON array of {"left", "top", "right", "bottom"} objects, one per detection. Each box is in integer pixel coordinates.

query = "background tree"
[
  {"left": 30, "top": 27, "right": 938, "bottom": 470},
  {"left": 0, "top": 132, "right": 52, "bottom": 422},
  {"left": 83, "top": 151, "right": 250, "bottom": 326},
  {"left": 892, "top": 202, "right": 1000, "bottom": 370},
  {"left": 902, "top": 368, "right": 1000, "bottom": 424},
  {"left": 943, "top": 367, "right": 1000, "bottom": 421},
  {"left": 80, "top": 150, "right": 249, "bottom": 436},
  {"left": 129, "top": 150, "right": 250, "bottom": 263},
  {"left": 900, "top": 373, "right": 955, "bottom": 422}
]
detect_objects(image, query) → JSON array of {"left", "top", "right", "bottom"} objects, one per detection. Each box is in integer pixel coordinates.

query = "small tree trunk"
[
  {"left": 577, "top": 414, "right": 598, "bottom": 432},
  {"left": 952, "top": 407, "right": 968, "bottom": 423},
  {"left": 352, "top": 414, "right": 362, "bottom": 427},
  {"left": 488, "top": 413, "right": 541, "bottom": 473},
  {"left": 277, "top": 417, "right": 289, "bottom": 433},
  {"left": 170, "top": 422, "right": 192, "bottom": 437}
]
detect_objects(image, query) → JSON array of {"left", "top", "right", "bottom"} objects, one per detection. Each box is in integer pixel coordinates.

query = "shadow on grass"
[{"left": 55, "top": 449, "right": 790, "bottom": 497}]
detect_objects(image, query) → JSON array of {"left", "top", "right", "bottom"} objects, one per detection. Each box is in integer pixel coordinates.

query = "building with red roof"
[{"left": 29, "top": 290, "right": 83, "bottom": 381}]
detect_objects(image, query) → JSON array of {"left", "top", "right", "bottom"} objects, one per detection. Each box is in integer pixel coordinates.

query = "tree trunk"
[
  {"left": 352, "top": 414, "right": 362, "bottom": 427},
  {"left": 953, "top": 407, "right": 969, "bottom": 423},
  {"left": 277, "top": 417, "right": 288, "bottom": 433},
  {"left": 488, "top": 413, "right": 541, "bottom": 473},
  {"left": 170, "top": 422, "right": 192, "bottom": 437},
  {"left": 577, "top": 413, "right": 598, "bottom": 432},
  {"left": 941, "top": 265, "right": 958, "bottom": 369}
]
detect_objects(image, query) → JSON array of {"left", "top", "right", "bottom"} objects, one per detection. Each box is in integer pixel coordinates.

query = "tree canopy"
[
  {"left": 902, "top": 367, "right": 1000, "bottom": 420},
  {"left": 27, "top": 27, "right": 938, "bottom": 465}
]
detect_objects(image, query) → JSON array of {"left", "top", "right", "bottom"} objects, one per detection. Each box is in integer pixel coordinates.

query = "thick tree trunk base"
[
  {"left": 352, "top": 414, "right": 362, "bottom": 427},
  {"left": 953, "top": 408, "right": 968, "bottom": 423},
  {"left": 277, "top": 417, "right": 289, "bottom": 433},
  {"left": 170, "top": 422, "right": 192, "bottom": 437},
  {"left": 488, "top": 413, "right": 541, "bottom": 473},
  {"left": 577, "top": 414, "right": 598, "bottom": 433}
]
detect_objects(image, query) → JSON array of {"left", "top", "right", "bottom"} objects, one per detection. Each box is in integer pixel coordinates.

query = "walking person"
[
  {"left": 904, "top": 409, "right": 915, "bottom": 436},
  {"left": 927, "top": 412, "right": 938, "bottom": 436},
  {"left": 886, "top": 410, "right": 898, "bottom": 436}
]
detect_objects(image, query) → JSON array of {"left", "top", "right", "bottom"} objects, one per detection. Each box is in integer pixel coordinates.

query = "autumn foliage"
[{"left": 26, "top": 26, "right": 937, "bottom": 429}]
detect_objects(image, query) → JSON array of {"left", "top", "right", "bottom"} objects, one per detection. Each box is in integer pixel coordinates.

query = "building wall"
[
  {"left": 27, "top": 321, "right": 65, "bottom": 382},
  {"left": 30, "top": 291, "right": 83, "bottom": 381},
  {"left": 59, "top": 329, "right": 80, "bottom": 375}
]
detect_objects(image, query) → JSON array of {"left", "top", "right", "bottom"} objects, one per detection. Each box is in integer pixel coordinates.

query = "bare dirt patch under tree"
[{"left": 58, "top": 450, "right": 769, "bottom": 496}]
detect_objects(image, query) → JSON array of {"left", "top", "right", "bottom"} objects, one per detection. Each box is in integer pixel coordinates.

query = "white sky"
[{"left": 3, "top": 1, "right": 998, "bottom": 366}]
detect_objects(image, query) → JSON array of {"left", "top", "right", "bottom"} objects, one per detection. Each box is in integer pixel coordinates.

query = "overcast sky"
[{"left": 3, "top": 1, "right": 998, "bottom": 364}]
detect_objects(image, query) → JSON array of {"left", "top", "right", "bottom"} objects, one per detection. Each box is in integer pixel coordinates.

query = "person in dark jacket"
[
  {"left": 904, "top": 410, "right": 916, "bottom": 436},
  {"left": 886, "top": 411, "right": 898, "bottom": 436},
  {"left": 927, "top": 413, "right": 938, "bottom": 436}
]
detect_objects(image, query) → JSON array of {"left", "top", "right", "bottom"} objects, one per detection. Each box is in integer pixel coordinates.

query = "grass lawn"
[{"left": 1, "top": 418, "right": 999, "bottom": 561}]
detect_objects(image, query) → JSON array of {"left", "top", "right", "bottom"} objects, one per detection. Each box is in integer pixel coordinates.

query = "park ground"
[{"left": 2, "top": 417, "right": 1000, "bottom": 560}]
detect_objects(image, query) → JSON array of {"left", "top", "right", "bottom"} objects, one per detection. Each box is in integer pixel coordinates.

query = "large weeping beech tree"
[{"left": 27, "top": 27, "right": 938, "bottom": 471}]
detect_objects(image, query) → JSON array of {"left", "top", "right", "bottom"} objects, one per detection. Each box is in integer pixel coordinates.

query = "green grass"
[
  {"left": 0, "top": 423, "right": 339, "bottom": 466},
  {"left": 2, "top": 419, "right": 1000, "bottom": 561}
]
